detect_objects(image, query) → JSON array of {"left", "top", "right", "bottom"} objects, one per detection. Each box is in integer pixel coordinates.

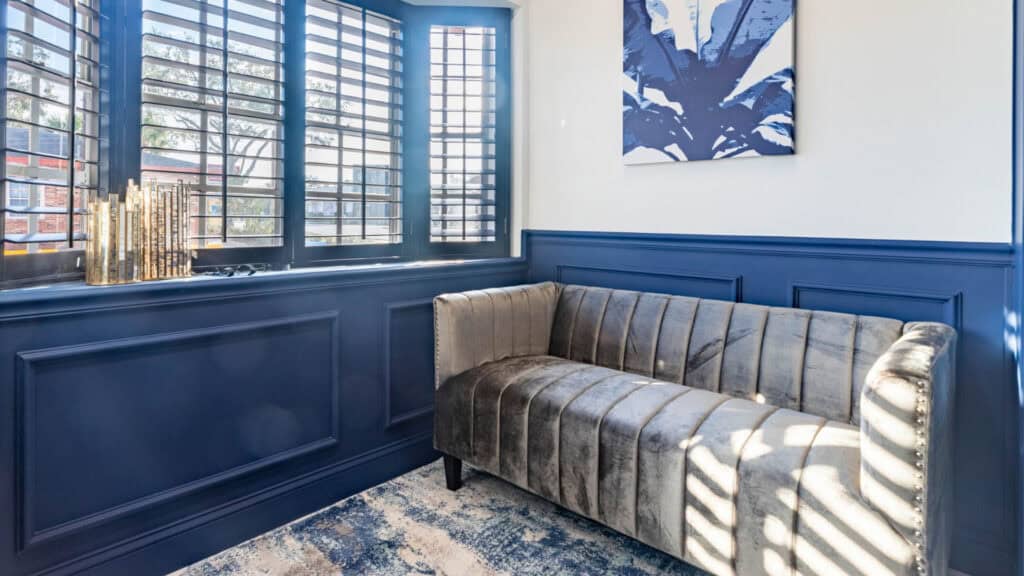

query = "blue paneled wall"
[
  {"left": 0, "top": 260, "right": 527, "bottom": 576},
  {"left": 526, "top": 230, "right": 1017, "bottom": 576},
  {"left": 0, "top": 232, "right": 1018, "bottom": 576}
]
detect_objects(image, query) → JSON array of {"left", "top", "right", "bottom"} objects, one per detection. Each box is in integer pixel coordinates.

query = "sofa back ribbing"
[{"left": 548, "top": 285, "right": 905, "bottom": 424}]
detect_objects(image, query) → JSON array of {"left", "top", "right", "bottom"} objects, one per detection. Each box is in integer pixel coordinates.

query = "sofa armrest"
[
  {"left": 434, "top": 282, "right": 561, "bottom": 389},
  {"left": 860, "top": 321, "right": 957, "bottom": 575}
]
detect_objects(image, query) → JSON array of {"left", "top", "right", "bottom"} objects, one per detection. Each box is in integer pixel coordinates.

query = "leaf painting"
[{"left": 623, "top": 0, "right": 795, "bottom": 163}]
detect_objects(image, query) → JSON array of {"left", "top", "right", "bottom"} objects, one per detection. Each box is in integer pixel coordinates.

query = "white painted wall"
[{"left": 514, "top": 0, "right": 1014, "bottom": 244}]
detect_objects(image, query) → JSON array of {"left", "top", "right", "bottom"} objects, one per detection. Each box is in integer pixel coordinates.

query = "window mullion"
[
  {"left": 441, "top": 29, "right": 448, "bottom": 241},
  {"left": 360, "top": 8, "right": 367, "bottom": 242},
  {"left": 220, "top": 0, "right": 229, "bottom": 245},
  {"left": 68, "top": 1, "right": 78, "bottom": 248},
  {"left": 199, "top": 3, "right": 210, "bottom": 245},
  {"left": 0, "top": 0, "right": 6, "bottom": 282},
  {"left": 335, "top": 3, "right": 344, "bottom": 243},
  {"left": 282, "top": 0, "right": 305, "bottom": 264},
  {"left": 30, "top": 73, "right": 40, "bottom": 252},
  {"left": 26, "top": 11, "right": 39, "bottom": 252}
]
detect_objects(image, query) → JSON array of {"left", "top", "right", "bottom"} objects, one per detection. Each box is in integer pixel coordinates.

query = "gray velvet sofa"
[{"left": 433, "top": 282, "right": 956, "bottom": 576}]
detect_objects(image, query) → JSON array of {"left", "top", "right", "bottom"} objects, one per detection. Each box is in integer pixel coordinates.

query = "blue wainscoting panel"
[
  {"left": 790, "top": 283, "right": 964, "bottom": 330},
  {"left": 17, "top": 313, "right": 340, "bottom": 551},
  {"left": 556, "top": 264, "right": 742, "bottom": 301},
  {"left": 0, "top": 259, "right": 527, "bottom": 576},
  {"left": 526, "top": 230, "right": 1017, "bottom": 576},
  {"left": 383, "top": 299, "right": 436, "bottom": 429}
]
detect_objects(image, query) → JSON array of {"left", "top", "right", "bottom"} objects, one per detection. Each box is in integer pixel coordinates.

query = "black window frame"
[
  {"left": 420, "top": 15, "right": 507, "bottom": 255},
  {"left": 293, "top": 0, "right": 408, "bottom": 267},
  {"left": 406, "top": 5, "right": 511, "bottom": 261}
]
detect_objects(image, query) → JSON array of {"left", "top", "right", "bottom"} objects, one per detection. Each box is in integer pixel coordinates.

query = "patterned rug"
[{"left": 173, "top": 459, "right": 708, "bottom": 575}]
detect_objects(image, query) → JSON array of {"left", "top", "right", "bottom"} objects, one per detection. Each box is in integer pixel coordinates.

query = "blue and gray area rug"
[{"left": 174, "top": 459, "right": 707, "bottom": 575}]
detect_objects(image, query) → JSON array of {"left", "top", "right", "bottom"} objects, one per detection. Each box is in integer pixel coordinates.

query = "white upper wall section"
[{"left": 517, "top": 0, "right": 1014, "bottom": 243}]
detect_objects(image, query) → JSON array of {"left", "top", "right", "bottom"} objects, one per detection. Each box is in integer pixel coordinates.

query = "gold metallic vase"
[
  {"left": 86, "top": 180, "right": 192, "bottom": 285},
  {"left": 85, "top": 192, "right": 138, "bottom": 285},
  {"left": 133, "top": 179, "right": 192, "bottom": 282}
]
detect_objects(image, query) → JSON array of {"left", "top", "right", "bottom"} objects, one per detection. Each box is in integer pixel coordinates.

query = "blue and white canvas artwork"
[{"left": 623, "top": 0, "right": 795, "bottom": 164}]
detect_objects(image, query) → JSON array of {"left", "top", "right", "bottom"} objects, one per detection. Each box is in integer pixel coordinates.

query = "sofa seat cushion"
[{"left": 435, "top": 356, "right": 916, "bottom": 576}]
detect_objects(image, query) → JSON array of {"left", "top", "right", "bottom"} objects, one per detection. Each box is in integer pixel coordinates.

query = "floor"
[{"left": 172, "top": 459, "right": 707, "bottom": 575}]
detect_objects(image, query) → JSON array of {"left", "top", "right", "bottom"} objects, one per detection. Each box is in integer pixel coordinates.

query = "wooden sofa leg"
[{"left": 443, "top": 455, "right": 462, "bottom": 491}]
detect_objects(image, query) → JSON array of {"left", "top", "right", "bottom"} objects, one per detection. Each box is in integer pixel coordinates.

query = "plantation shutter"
[
  {"left": 429, "top": 25, "right": 497, "bottom": 243},
  {"left": 2, "top": 0, "right": 101, "bottom": 278},
  {"left": 303, "top": 0, "right": 403, "bottom": 247},
  {"left": 140, "top": 0, "right": 286, "bottom": 249}
]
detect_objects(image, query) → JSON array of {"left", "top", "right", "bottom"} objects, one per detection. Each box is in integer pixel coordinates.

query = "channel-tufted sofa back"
[
  {"left": 549, "top": 284, "right": 906, "bottom": 425},
  {"left": 434, "top": 281, "right": 958, "bottom": 574}
]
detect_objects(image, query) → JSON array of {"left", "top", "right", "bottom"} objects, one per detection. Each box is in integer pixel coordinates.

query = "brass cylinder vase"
[{"left": 85, "top": 180, "right": 192, "bottom": 285}]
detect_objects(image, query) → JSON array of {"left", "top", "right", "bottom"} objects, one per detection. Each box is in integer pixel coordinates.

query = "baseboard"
[{"left": 40, "top": 433, "right": 437, "bottom": 576}]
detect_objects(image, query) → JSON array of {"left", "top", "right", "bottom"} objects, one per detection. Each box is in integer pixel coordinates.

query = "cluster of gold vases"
[{"left": 85, "top": 180, "right": 192, "bottom": 285}]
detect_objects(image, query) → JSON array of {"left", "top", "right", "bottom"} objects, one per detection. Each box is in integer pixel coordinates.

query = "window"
[
  {"left": 303, "top": 0, "right": 402, "bottom": 248},
  {"left": 0, "top": 0, "right": 511, "bottom": 286},
  {"left": 8, "top": 183, "right": 30, "bottom": 208},
  {"left": 1, "top": 0, "right": 100, "bottom": 280},
  {"left": 429, "top": 25, "right": 497, "bottom": 243},
  {"left": 140, "top": 0, "right": 286, "bottom": 250}
]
